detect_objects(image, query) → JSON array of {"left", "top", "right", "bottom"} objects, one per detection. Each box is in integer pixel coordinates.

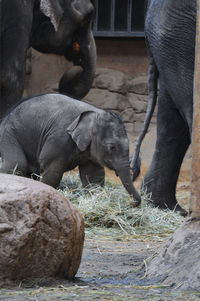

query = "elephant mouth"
[{"left": 72, "top": 41, "right": 81, "bottom": 53}]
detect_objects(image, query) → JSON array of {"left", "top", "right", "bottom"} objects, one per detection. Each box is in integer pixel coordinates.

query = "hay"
[{"left": 59, "top": 173, "right": 184, "bottom": 236}]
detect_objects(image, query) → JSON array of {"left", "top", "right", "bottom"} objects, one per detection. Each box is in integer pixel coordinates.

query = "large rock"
[
  {"left": 86, "top": 88, "right": 128, "bottom": 111},
  {"left": 93, "top": 68, "right": 127, "bottom": 95},
  {"left": 128, "top": 93, "right": 148, "bottom": 112},
  {"left": 146, "top": 219, "right": 200, "bottom": 290},
  {"left": 127, "top": 76, "right": 148, "bottom": 95},
  {"left": 121, "top": 108, "right": 135, "bottom": 123},
  {"left": 0, "top": 174, "right": 84, "bottom": 280}
]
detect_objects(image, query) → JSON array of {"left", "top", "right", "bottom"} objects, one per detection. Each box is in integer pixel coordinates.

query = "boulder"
[
  {"left": 128, "top": 93, "right": 148, "bottom": 112},
  {"left": 86, "top": 88, "right": 128, "bottom": 111},
  {"left": 146, "top": 219, "right": 200, "bottom": 290},
  {"left": 93, "top": 68, "right": 127, "bottom": 95},
  {"left": 0, "top": 174, "right": 84, "bottom": 280},
  {"left": 127, "top": 76, "right": 148, "bottom": 95},
  {"left": 121, "top": 108, "right": 135, "bottom": 123}
]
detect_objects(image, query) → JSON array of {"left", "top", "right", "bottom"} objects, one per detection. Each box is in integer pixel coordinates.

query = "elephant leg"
[
  {"left": 0, "top": 2, "right": 33, "bottom": 116},
  {"left": 79, "top": 161, "right": 105, "bottom": 188},
  {"left": 143, "top": 92, "right": 190, "bottom": 214},
  {"left": 0, "top": 145, "right": 28, "bottom": 176},
  {"left": 40, "top": 161, "right": 64, "bottom": 189},
  {"left": 39, "top": 140, "right": 73, "bottom": 188}
]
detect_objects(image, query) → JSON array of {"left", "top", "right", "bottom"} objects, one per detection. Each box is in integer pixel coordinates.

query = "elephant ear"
[
  {"left": 40, "top": 0, "right": 64, "bottom": 31},
  {"left": 67, "top": 111, "right": 95, "bottom": 152}
]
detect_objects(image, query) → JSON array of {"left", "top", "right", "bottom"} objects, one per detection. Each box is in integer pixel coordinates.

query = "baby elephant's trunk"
[{"left": 117, "top": 166, "right": 141, "bottom": 207}]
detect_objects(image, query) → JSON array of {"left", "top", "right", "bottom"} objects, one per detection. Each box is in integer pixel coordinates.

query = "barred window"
[{"left": 93, "top": 0, "right": 145, "bottom": 37}]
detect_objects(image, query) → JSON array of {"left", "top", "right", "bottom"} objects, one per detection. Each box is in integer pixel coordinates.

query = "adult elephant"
[
  {"left": 0, "top": 0, "right": 96, "bottom": 116},
  {"left": 131, "top": 0, "right": 196, "bottom": 215}
]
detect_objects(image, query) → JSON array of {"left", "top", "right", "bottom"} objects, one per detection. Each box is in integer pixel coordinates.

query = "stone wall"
[{"left": 85, "top": 68, "right": 156, "bottom": 138}]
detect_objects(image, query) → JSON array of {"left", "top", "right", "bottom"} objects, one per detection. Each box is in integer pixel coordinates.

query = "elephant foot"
[
  {"left": 169, "top": 203, "right": 188, "bottom": 217},
  {"left": 142, "top": 181, "right": 188, "bottom": 217}
]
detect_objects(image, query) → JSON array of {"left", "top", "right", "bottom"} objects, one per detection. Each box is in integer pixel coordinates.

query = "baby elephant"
[{"left": 0, "top": 93, "right": 141, "bottom": 206}]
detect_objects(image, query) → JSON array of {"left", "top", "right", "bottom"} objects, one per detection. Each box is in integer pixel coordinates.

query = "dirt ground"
[
  {"left": 1, "top": 227, "right": 200, "bottom": 301},
  {"left": 0, "top": 184, "right": 195, "bottom": 300},
  {"left": 0, "top": 127, "right": 197, "bottom": 300}
]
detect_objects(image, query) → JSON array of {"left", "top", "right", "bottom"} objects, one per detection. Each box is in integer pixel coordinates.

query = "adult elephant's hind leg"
[{"left": 143, "top": 93, "right": 190, "bottom": 215}]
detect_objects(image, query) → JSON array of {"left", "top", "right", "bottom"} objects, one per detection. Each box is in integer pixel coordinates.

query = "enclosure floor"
[{"left": 1, "top": 225, "right": 199, "bottom": 301}]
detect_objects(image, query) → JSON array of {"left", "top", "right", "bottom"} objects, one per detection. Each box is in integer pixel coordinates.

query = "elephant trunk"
[
  {"left": 116, "top": 166, "right": 141, "bottom": 207},
  {"left": 59, "top": 27, "right": 96, "bottom": 99}
]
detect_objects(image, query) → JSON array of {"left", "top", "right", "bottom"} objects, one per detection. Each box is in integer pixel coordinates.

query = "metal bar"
[
  {"left": 93, "top": 0, "right": 98, "bottom": 32},
  {"left": 111, "top": 0, "right": 115, "bottom": 32},
  {"left": 93, "top": 0, "right": 145, "bottom": 37},
  {"left": 127, "top": 0, "right": 132, "bottom": 34},
  {"left": 93, "top": 31, "right": 145, "bottom": 38}
]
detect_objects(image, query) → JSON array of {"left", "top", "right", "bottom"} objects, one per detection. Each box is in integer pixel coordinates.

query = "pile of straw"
[{"left": 60, "top": 173, "right": 184, "bottom": 236}]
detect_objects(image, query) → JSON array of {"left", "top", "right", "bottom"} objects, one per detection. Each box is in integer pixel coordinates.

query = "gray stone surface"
[
  {"left": 127, "top": 76, "right": 148, "bottom": 95},
  {"left": 146, "top": 219, "right": 200, "bottom": 290},
  {"left": 86, "top": 88, "right": 128, "bottom": 111},
  {"left": 93, "top": 68, "right": 127, "bottom": 94},
  {"left": 128, "top": 94, "right": 148, "bottom": 112},
  {"left": 121, "top": 108, "right": 135, "bottom": 123}
]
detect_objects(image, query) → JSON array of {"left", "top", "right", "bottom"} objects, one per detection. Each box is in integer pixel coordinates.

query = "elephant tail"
[{"left": 131, "top": 52, "right": 159, "bottom": 181}]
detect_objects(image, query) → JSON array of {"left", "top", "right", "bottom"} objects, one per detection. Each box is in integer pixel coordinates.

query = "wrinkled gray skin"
[
  {"left": 131, "top": 0, "right": 196, "bottom": 215},
  {"left": 0, "top": 94, "right": 141, "bottom": 206},
  {"left": 0, "top": 0, "right": 96, "bottom": 117}
]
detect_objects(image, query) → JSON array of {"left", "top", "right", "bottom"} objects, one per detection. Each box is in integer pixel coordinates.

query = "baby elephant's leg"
[
  {"left": 79, "top": 161, "right": 105, "bottom": 187},
  {"left": 40, "top": 160, "right": 65, "bottom": 188},
  {"left": 0, "top": 144, "right": 27, "bottom": 176}
]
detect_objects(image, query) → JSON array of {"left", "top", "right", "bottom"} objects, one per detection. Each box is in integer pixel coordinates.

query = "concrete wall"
[{"left": 95, "top": 38, "right": 148, "bottom": 77}]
